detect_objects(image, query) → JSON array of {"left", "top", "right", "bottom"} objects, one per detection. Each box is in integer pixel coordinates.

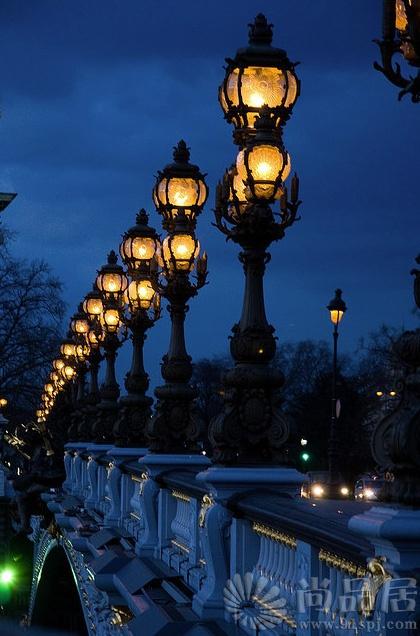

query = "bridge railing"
[{"left": 56, "top": 445, "right": 417, "bottom": 635}]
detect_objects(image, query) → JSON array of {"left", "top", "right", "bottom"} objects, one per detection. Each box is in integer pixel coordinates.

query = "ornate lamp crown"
[{"left": 219, "top": 13, "right": 300, "bottom": 145}]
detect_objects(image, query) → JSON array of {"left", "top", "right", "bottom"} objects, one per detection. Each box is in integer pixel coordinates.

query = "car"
[
  {"left": 301, "top": 471, "right": 352, "bottom": 499},
  {"left": 354, "top": 475, "right": 385, "bottom": 500}
]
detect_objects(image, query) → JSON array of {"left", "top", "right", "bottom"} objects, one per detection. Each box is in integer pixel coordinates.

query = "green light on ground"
[{"left": 0, "top": 568, "right": 14, "bottom": 584}]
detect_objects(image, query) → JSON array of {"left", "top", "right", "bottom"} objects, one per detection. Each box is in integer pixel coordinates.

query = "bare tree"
[
  {"left": 192, "top": 356, "right": 230, "bottom": 426},
  {"left": 0, "top": 227, "right": 65, "bottom": 422}
]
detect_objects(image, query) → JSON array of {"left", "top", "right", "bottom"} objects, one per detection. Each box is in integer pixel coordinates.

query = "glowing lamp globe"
[
  {"left": 162, "top": 234, "right": 200, "bottom": 272},
  {"left": 327, "top": 289, "right": 347, "bottom": 326},
  {"left": 96, "top": 251, "right": 128, "bottom": 302},
  {"left": 219, "top": 14, "right": 299, "bottom": 143},
  {"left": 153, "top": 141, "right": 208, "bottom": 227},
  {"left": 102, "top": 308, "right": 121, "bottom": 333},
  {"left": 120, "top": 209, "right": 160, "bottom": 274}
]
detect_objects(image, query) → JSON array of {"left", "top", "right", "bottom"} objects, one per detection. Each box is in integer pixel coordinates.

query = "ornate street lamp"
[
  {"left": 153, "top": 141, "right": 208, "bottom": 231},
  {"left": 209, "top": 16, "right": 301, "bottom": 465},
  {"left": 375, "top": 0, "right": 420, "bottom": 101},
  {"left": 326, "top": 288, "right": 347, "bottom": 493},
  {"left": 92, "top": 251, "right": 127, "bottom": 442},
  {"left": 219, "top": 13, "right": 299, "bottom": 145},
  {"left": 66, "top": 305, "right": 92, "bottom": 441},
  {"left": 115, "top": 209, "right": 161, "bottom": 446},
  {"left": 74, "top": 286, "right": 106, "bottom": 440},
  {"left": 148, "top": 143, "right": 208, "bottom": 453}
]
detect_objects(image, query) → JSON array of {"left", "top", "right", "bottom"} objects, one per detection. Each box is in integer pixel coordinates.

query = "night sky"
[{"left": 1, "top": 1, "right": 419, "bottom": 390}]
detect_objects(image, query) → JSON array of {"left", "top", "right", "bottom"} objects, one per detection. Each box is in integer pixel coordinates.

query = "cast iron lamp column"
[
  {"left": 92, "top": 251, "right": 128, "bottom": 443},
  {"left": 80, "top": 284, "right": 105, "bottom": 440},
  {"left": 375, "top": 0, "right": 420, "bottom": 101},
  {"left": 114, "top": 209, "right": 161, "bottom": 446},
  {"left": 147, "top": 141, "right": 208, "bottom": 453},
  {"left": 326, "top": 289, "right": 347, "bottom": 492},
  {"left": 209, "top": 15, "right": 301, "bottom": 465}
]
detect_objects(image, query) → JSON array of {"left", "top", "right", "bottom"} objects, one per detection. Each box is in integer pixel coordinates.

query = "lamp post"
[
  {"left": 92, "top": 251, "right": 128, "bottom": 443},
  {"left": 375, "top": 0, "right": 420, "bottom": 101},
  {"left": 326, "top": 289, "right": 347, "bottom": 492},
  {"left": 147, "top": 141, "right": 208, "bottom": 453},
  {"left": 66, "top": 305, "right": 91, "bottom": 440},
  {"left": 115, "top": 209, "right": 161, "bottom": 447},
  {"left": 80, "top": 284, "right": 105, "bottom": 440},
  {"left": 209, "top": 15, "right": 301, "bottom": 465}
]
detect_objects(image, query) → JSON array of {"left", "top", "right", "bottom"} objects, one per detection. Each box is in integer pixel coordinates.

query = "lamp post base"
[
  {"left": 92, "top": 401, "right": 119, "bottom": 444},
  {"left": 113, "top": 394, "right": 152, "bottom": 447}
]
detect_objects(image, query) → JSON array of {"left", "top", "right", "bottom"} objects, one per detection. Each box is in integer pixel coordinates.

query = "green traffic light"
[
  {"left": 301, "top": 452, "right": 310, "bottom": 462},
  {"left": 0, "top": 568, "right": 14, "bottom": 585}
]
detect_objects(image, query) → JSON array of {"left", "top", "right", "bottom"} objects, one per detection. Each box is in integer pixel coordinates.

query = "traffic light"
[
  {"left": 0, "top": 568, "right": 14, "bottom": 584},
  {"left": 0, "top": 566, "right": 15, "bottom": 604},
  {"left": 300, "top": 451, "right": 310, "bottom": 463}
]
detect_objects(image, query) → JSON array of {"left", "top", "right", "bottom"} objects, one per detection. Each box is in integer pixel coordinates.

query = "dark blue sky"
[{"left": 1, "top": 1, "right": 419, "bottom": 389}]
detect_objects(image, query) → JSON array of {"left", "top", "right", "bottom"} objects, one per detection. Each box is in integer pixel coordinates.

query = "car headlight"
[
  {"left": 363, "top": 488, "right": 375, "bottom": 499},
  {"left": 312, "top": 484, "right": 324, "bottom": 498},
  {"left": 340, "top": 486, "right": 349, "bottom": 496}
]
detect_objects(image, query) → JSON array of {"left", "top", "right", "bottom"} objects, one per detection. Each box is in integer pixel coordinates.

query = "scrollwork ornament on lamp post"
[
  {"left": 375, "top": 0, "right": 420, "bottom": 102},
  {"left": 114, "top": 209, "right": 161, "bottom": 447},
  {"left": 92, "top": 251, "right": 128, "bottom": 443},
  {"left": 209, "top": 17, "right": 301, "bottom": 466},
  {"left": 148, "top": 142, "right": 208, "bottom": 453},
  {"left": 371, "top": 255, "right": 420, "bottom": 504}
]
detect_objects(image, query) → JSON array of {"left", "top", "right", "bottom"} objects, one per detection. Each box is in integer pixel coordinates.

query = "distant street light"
[
  {"left": 327, "top": 289, "right": 347, "bottom": 495},
  {"left": 300, "top": 438, "right": 308, "bottom": 446},
  {"left": 375, "top": 0, "right": 420, "bottom": 101}
]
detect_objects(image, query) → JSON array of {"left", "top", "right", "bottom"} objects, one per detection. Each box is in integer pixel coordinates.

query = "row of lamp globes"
[
  {"left": 217, "top": 14, "right": 300, "bottom": 219},
  {"left": 35, "top": 142, "right": 209, "bottom": 427},
  {"left": 36, "top": 13, "right": 302, "bottom": 425}
]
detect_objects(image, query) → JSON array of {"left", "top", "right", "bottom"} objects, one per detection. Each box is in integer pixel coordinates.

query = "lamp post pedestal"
[
  {"left": 148, "top": 295, "right": 204, "bottom": 454},
  {"left": 77, "top": 349, "right": 102, "bottom": 442},
  {"left": 114, "top": 316, "right": 154, "bottom": 447},
  {"left": 68, "top": 366, "right": 87, "bottom": 442},
  {"left": 210, "top": 195, "right": 299, "bottom": 466},
  {"left": 92, "top": 335, "right": 121, "bottom": 444}
]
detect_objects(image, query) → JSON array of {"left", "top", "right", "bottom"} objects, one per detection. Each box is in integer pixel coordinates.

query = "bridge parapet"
[{"left": 30, "top": 444, "right": 420, "bottom": 635}]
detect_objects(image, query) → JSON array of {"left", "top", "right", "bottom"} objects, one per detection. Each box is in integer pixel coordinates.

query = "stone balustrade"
[{"left": 33, "top": 443, "right": 420, "bottom": 635}]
